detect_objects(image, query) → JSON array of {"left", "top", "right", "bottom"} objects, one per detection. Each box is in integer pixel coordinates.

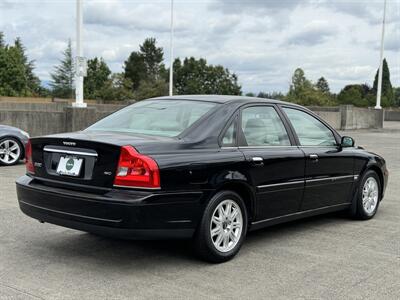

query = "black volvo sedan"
[{"left": 16, "top": 95, "right": 388, "bottom": 262}]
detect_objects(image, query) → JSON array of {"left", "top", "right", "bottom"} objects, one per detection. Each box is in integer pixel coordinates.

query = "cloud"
[
  {"left": 286, "top": 21, "right": 337, "bottom": 46},
  {"left": 0, "top": 0, "right": 399, "bottom": 94}
]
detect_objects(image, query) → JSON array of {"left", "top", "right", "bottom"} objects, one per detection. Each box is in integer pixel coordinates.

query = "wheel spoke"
[
  {"left": 10, "top": 144, "right": 19, "bottom": 151},
  {"left": 211, "top": 226, "right": 221, "bottom": 237},
  {"left": 223, "top": 234, "right": 229, "bottom": 248},
  {"left": 9, "top": 152, "right": 18, "bottom": 159},
  {"left": 230, "top": 208, "right": 238, "bottom": 221},
  {"left": 229, "top": 231, "right": 236, "bottom": 242},
  {"left": 215, "top": 233, "right": 224, "bottom": 246}
]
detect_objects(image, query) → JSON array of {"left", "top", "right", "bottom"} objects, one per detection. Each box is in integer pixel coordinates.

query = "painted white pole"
[
  {"left": 73, "top": 0, "right": 87, "bottom": 108},
  {"left": 375, "top": 0, "right": 387, "bottom": 110},
  {"left": 169, "top": 0, "right": 174, "bottom": 97}
]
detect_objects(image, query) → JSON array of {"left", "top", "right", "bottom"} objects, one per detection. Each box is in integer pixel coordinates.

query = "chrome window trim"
[{"left": 43, "top": 146, "right": 98, "bottom": 157}]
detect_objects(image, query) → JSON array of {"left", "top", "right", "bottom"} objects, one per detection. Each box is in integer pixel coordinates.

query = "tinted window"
[
  {"left": 87, "top": 100, "right": 217, "bottom": 137},
  {"left": 283, "top": 108, "right": 336, "bottom": 146},
  {"left": 241, "top": 106, "right": 290, "bottom": 146},
  {"left": 222, "top": 121, "right": 236, "bottom": 146}
]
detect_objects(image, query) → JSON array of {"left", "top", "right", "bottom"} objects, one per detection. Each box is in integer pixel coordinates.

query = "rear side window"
[
  {"left": 87, "top": 100, "right": 217, "bottom": 137},
  {"left": 240, "top": 106, "right": 290, "bottom": 146},
  {"left": 221, "top": 121, "right": 237, "bottom": 146},
  {"left": 283, "top": 108, "right": 336, "bottom": 146}
]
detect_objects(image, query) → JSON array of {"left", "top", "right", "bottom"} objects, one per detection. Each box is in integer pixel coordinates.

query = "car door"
[
  {"left": 236, "top": 105, "right": 305, "bottom": 220},
  {"left": 281, "top": 107, "right": 354, "bottom": 211}
]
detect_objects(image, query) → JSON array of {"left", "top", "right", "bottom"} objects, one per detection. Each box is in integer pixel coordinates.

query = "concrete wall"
[
  {"left": 339, "top": 105, "right": 383, "bottom": 130},
  {"left": 308, "top": 107, "right": 341, "bottom": 129},
  {"left": 385, "top": 108, "right": 400, "bottom": 121},
  {"left": 0, "top": 103, "right": 125, "bottom": 137},
  {"left": 0, "top": 102, "right": 384, "bottom": 137}
]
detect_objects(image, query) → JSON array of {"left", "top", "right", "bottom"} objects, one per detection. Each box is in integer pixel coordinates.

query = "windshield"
[{"left": 86, "top": 100, "right": 217, "bottom": 137}]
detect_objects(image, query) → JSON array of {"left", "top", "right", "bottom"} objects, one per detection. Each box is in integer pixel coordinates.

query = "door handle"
[
  {"left": 250, "top": 156, "right": 264, "bottom": 166},
  {"left": 309, "top": 154, "right": 319, "bottom": 162}
]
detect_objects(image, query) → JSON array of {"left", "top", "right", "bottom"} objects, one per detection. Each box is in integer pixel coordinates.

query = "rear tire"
[
  {"left": 194, "top": 191, "right": 248, "bottom": 263},
  {"left": 354, "top": 170, "right": 381, "bottom": 220}
]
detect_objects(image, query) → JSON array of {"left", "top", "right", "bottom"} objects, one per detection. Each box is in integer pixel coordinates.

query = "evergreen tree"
[
  {"left": 124, "top": 38, "right": 166, "bottom": 91},
  {"left": 373, "top": 58, "right": 394, "bottom": 106},
  {"left": 84, "top": 57, "right": 111, "bottom": 99},
  {"left": 50, "top": 40, "right": 74, "bottom": 98},
  {"left": 316, "top": 77, "right": 330, "bottom": 94},
  {"left": 0, "top": 35, "right": 40, "bottom": 96}
]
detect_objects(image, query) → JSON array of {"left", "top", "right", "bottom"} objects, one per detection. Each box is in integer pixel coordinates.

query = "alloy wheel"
[
  {"left": 210, "top": 199, "right": 243, "bottom": 253},
  {"left": 0, "top": 139, "right": 21, "bottom": 165},
  {"left": 362, "top": 177, "right": 379, "bottom": 214}
]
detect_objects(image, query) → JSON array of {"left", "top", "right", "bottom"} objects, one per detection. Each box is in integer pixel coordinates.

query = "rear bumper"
[{"left": 16, "top": 175, "right": 204, "bottom": 239}]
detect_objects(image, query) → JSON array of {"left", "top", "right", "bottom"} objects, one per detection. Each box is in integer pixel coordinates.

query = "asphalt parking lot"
[{"left": 0, "top": 123, "right": 399, "bottom": 300}]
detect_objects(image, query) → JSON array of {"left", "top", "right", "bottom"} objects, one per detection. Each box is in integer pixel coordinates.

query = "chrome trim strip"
[
  {"left": 238, "top": 145, "right": 297, "bottom": 149},
  {"left": 113, "top": 184, "right": 161, "bottom": 190},
  {"left": 252, "top": 203, "right": 350, "bottom": 225},
  {"left": 258, "top": 175, "right": 354, "bottom": 189},
  {"left": 43, "top": 146, "right": 98, "bottom": 157},
  {"left": 354, "top": 175, "right": 359, "bottom": 180},
  {"left": 306, "top": 175, "right": 354, "bottom": 183},
  {"left": 258, "top": 180, "right": 304, "bottom": 189}
]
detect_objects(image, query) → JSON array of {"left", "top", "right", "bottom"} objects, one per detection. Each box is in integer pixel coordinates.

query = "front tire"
[
  {"left": 354, "top": 170, "right": 381, "bottom": 220},
  {"left": 194, "top": 191, "right": 248, "bottom": 263}
]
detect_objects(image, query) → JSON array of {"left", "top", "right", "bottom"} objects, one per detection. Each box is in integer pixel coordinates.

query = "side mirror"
[{"left": 341, "top": 136, "right": 354, "bottom": 148}]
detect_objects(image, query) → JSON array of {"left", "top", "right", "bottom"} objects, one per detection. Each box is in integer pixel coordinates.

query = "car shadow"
[{"left": 29, "top": 211, "right": 350, "bottom": 268}]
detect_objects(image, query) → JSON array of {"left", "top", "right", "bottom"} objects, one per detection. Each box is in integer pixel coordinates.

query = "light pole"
[
  {"left": 169, "top": 0, "right": 174, "bottom": 97},
  {"left": 375, "top": 0, "right": 387, "bottom": 110},
  {"left": 73, "top": 0, "right": 87, "bottom": 108}
]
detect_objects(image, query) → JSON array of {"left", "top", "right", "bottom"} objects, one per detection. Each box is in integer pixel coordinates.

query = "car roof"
[{"left": 150, "top": 95, "right": 294, "bottom": 105}]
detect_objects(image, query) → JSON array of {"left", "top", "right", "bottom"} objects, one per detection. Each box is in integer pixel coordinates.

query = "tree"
[
  {"left": 124, "top": 38, "right": 166, "bottom": 91},
  {"left": 393, "top": 87, "right": 400, "bottom": 107},
  {"left": 84, "top": 57, "right": 111, "bottom": 99},
  {"left": 0, "top": 34, "right": 41, "bottom": 96},
  {"left": 316, "top": 77, "right": 330, "bottom": 94},
  {"left": 286, "top": 68, "right": 333, "bottom": 106},
  {"left": 50, "top": 40, "right": 74, "bottom": 98},
  {"left": 134, "top": 79, "right": 168, "bottom": 100},
  {"left": 373, "top": 58, "right": 394, "bottom": 106},
  {"left": 96, "top": 73, "right": 134, "bottom": 101},
  {"left": 172, "top": 57, "right": 241, "bottom": 95},
  {"left": 257, "top": 91, "right": 285, "bottom": 100},
  {"left": 337, "top": 84, "right": 375, "bottom": 107}
]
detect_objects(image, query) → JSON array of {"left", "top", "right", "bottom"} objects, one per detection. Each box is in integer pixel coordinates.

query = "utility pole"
[
  {"left": 375, "top": 0, "right": 387, "bottom": 110},
  {"left": 169, "top": 0, "right": 174, "bottom": 97},
  {"left": 73, "top": 0, "right": 87, "bottom": 108}
]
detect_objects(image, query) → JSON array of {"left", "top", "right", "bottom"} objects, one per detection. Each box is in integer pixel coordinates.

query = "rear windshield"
[{"left": 86, "top": 100, "right": 217, "bottom": 137}]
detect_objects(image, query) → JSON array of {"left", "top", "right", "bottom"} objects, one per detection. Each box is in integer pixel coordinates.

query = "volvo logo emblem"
[{"left": 63, "top": 141, "right": 76, "bottom": 146}]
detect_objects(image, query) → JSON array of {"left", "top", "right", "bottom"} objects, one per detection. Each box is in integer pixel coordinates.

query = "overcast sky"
[{"left": 1, "top": 0, "right": 399, "bottom": 93}]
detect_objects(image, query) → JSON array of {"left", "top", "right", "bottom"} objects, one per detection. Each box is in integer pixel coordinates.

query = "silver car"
[{"left": 0, "top": 125, "right": 29, "bottom": 166}]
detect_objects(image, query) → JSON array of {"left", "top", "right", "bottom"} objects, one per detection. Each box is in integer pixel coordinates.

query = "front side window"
[
  {"left": 240, "top": 106, "right": 291, "bottom": 146},
  {"left": 283, "top": 108, "right": 337, "bottom": 146},
  {"left": 86, "top": 100, "right": 217, "bottom": 137}
]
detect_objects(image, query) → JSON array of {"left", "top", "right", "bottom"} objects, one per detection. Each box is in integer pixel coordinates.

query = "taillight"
[
  {"left": 114, "top": 145, "right": 160, "bottom": 189},
  {"left": 25, "top": 139, "right": 34, "bottom": 174}
]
